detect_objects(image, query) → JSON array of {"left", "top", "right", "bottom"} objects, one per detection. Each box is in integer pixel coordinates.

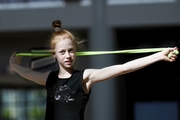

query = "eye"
[
  {"left": 69, "top": 49, "right": 74, "bottom": 53},
  {"left": 59, "top": 50, "right": 65, "bottom": 55}
]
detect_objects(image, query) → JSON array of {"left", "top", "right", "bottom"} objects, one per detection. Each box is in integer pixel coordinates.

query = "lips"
[{"left": 65, "top": 60, "right": 72, "bottom": 65}]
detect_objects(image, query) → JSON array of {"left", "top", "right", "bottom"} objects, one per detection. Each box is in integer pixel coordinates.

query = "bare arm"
[
  {"left": 9, "top": 52, "right": 51, "bottom": 85},
  {"left": 83, "top": 47, "right": 178, "bottom": 91}
]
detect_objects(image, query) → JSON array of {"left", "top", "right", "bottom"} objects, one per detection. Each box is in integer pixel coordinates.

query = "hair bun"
[{"left": 52, "top": 20, "right": 62, "bottom": 31}]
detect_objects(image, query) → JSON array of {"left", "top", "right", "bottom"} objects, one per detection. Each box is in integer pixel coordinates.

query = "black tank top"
[{"left": 45, "top": 70, "right": 91, "bottom": 120}]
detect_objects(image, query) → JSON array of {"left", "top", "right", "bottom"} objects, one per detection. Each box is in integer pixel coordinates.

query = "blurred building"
[{"left": 0, "top": 0, "right": 180, "bottom": 120}]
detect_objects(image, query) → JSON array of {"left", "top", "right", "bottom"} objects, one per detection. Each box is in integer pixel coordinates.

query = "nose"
[{"left": 65, "top": 51, "right": 70, "bottom": 58}]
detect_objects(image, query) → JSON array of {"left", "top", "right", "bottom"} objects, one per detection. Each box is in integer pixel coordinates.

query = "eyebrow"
[{"left": 57, "top": 46, "right": 74, "bottom": 51}]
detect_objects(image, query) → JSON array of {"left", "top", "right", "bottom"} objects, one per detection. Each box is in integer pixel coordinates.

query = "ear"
[{"left": 52, "top": 52, "right": 56, "bottom": 58}]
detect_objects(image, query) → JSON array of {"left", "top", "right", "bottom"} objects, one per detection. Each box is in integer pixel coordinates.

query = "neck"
[{"left": 58, "top": 66, "right": 74, "bottom": 78}]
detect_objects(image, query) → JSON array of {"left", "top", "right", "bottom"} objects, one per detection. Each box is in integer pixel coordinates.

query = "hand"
[
  {"left": 161, "top": 47, "right": 178, "bottom": 62},
  {"left": 9, "top": 52, "right": 23, "bottom": 65}
]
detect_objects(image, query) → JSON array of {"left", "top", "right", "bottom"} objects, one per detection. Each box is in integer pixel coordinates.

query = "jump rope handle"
[{"left": 168, "top": 50, "right": 179, "bottom": 58}]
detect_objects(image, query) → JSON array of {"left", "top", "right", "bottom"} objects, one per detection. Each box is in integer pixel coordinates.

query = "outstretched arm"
[
  {"left": 9, "top": 52, "right": 51, "bottom": 85},
  {"left": 83, "top": 47, "right": 178, "bottom": 91}
]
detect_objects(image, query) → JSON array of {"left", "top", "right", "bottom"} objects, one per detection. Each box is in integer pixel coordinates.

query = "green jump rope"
[{"left": 15, "top": 48, "right": 179, "bottom": 57}]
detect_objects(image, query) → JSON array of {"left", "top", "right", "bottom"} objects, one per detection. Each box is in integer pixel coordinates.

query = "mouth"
[{"left": 65, "top": 60, "right": 72, "bottom": 65}]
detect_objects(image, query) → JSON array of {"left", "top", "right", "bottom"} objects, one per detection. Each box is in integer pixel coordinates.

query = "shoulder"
[
  {"left": 73, "top": 69, "right": 85, "bottom": 77},
  {"left": 82, "top": 69, "right": 96, "bottom": 93},
  {"left": 45, "top": 70, "right": 58, "bottom": 85},
  {"left": 48, "top": 70, "right": 58, "bottom": 75},
  {"left": 83, "top": 69, "right": 97, "bottom": 79},
  {"left": 82, "top": 69, "right": 98, "bottom": 85},
  {"left": 47, "top": 70, "right": 58, "bottom": 79}
]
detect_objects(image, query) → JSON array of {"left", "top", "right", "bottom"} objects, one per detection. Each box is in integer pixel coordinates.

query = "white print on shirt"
[{"left": 54, "top": 85, "right": 76, "bottom": 103}]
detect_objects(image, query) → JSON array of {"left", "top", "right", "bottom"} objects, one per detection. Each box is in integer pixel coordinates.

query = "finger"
[{"left": 168, "top": 50, "right": 179, "bottom": 58}]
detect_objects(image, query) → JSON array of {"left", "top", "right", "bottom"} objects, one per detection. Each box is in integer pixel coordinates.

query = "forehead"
[{"left": 55, "top": 39, "right": 75, "bottom": 50}]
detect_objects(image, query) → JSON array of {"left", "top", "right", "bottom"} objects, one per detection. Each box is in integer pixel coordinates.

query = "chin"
[{"left": 65, "top": 65, "right": 73, "bottom": 68}]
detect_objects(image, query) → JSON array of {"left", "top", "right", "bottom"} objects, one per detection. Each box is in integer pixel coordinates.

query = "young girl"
[{"left": 9, "top": 20, "right": 178, "bottom": 120}]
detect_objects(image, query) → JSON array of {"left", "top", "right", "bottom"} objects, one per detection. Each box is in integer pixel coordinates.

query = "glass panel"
[
  {"left": 27, "top": 89, "right": 46, "bottom": 120},
  {"left": 0, "top": 88, "right": 46, "bottom": 120}
]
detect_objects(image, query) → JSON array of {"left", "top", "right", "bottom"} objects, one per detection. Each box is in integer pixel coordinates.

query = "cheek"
[
  {"left": 54, "top": 54, "right": 63, "bottom": 61},
  {"left": 53, "top": 54, "right": 59, "bottom": 59},
  {"left": 73, "top": 56, "right": 76, "bottom": 61},
  {"left": 71, "top": 53, "right": 76, "bottom": 59}
]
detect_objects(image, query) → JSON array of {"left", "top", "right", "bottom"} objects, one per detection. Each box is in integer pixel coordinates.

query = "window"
[{"left": 0, "top": 88, "right": 46, "bottom": 120}]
